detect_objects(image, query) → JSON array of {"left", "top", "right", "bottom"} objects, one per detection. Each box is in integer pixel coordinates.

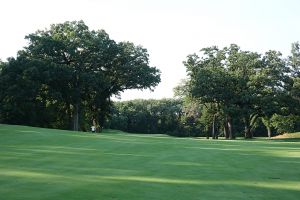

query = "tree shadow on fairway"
[{"left": 1, "top": 167, "right": 300, "bottom": 200}]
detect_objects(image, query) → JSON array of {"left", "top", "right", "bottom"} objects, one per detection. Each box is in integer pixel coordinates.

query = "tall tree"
[
  {"left": 1, "top": 21, "right": 160, "bottom": 130},
  {"left": 184, "top": 46, "right": 238, "bottom": 139},
  {"left": 181, "top": 44, "right": 293, "bottom": 138}
]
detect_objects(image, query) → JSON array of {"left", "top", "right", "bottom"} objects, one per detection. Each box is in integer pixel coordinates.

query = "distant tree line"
[
  {"left": 105, "top": 99, "right": 183, "bottom": 135},
  {"left": 105, "top": 98, "right": 300, "bottom": 137}
]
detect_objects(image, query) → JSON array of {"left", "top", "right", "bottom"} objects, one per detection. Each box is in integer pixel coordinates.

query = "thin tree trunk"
[
  {"left": 228, "top": 117, "right": 233, "bottom": 139},
  {"left": 67, "top": 104, "right": 73, "bottom": 130},
  {"left": 244, "top": 117, "right": 252, "bottom": 139},
  {"left": 244, "top": 125, "right": 252, "bottom": 138},
  {"left": 73, "top": 103, "right": 79, "bottom": 131},
  {"left": 212, "top": 114, "right": 216, "bottom": 139},
  {"left": 224, "top": 119, "right": 229, "bottom": 139},
  {"left": 262, "top": 117, "right": 272, "bottom": 138},
  {"left": 267, "top": 126, "right": 272, "bottom": 138}
]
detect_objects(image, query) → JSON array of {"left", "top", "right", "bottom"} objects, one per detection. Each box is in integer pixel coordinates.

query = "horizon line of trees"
[
  {"left": 0, "top": 20, "right": 299, "bottom": 139},
  {"left": 106, "top": 43, "right": 300, "bottom": 138},
  {"left": 105, "top": 98, "right": 300, "bottom": 138}
]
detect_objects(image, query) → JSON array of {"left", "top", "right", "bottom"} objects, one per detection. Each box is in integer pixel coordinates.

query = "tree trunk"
[
  {"left": 267, "top": 126, "right": 272, "bottom": 138},
  {"left": 212, "top": 114, "right": 216, "bottom": 139},
  {"left": 262, "top": 117, "right": 272, "bottom": 138},
  {"left": 224, "top": 119, "right": 229, "bottom": 139},
  {"left": 228, "top": 118, "right": 233, "bottom": 139},
  {"left": 244, "top": 117, "right": 252, "bottom": 139},
  {"left": 244, "top": 118, "right": 253, "bottom": 138},
  {"left": 244, "top": 125, "right": 252, "bottom": 138},
  {"left": 73, "top": 103, "right": 79, "bottom": 131},
  {"left": 67, "top": 104, "right": 73, "bottom": 130}
]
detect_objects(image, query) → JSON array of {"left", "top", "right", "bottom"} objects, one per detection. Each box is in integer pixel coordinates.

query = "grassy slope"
[{"left": 0, "top": 124, "right": 300, "bottom": 200}]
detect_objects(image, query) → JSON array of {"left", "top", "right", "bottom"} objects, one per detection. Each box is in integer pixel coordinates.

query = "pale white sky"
[{"left": 1, "top": 0, "right": 300, "bottom": 100}]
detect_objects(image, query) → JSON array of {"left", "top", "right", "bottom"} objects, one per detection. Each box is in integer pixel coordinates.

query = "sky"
[{"left": 1, "top": 0, "right": 300, "bottom": 100}]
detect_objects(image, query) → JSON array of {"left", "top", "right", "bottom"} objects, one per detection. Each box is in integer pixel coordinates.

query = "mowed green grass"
[{"left": 0, "top": 124, "right": 300, "bottom": 200}]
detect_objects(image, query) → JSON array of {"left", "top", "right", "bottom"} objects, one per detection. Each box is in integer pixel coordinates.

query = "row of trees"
[
  {"left": 0, "top": 21, "right": 160, "bottom": 131},
  {"left": 105, "top": 98, "right": 300, "bottom": 137},
  {"left": 106, "top": 43, "right": 300, "bottom": 138},
  {"left": 175, "top": 44, "right": 300, "bottom": 138},
  {"left": 0, "top": 20, "right": 299, "bottom": 138},
  {"left": 106, "top": 99, "right": 183, "bottom": 135}
]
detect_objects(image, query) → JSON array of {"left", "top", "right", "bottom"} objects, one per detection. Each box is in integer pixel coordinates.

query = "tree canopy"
[
  {"left": 0, "top": 21, "right": 160, "bottom": 131},
  {"left": 1, "top": 21, "right": 299, "bottom": 138},
  {"left": 179, "top": 44, "right": 298, "bottom": 138}
]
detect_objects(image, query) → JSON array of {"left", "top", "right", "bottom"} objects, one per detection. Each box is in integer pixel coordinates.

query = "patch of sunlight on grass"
[
  {"left": 2, "top": 169, "right": 299, "bottom": 191},
  {"left": 103, "top": 152, "right": 154, "bottom": 157},
  {"left": 13, "top": 148, "right": 87, "bottom": 155},
  {"left": 98, "top": 134, "right": 173, "bottom": 145},
  {"left": 0, "top": 169, "right": 114, "bottom": 184},
  {"left": 67, "top": 134, "right": 152, "bottom": 145},
  {"left": 262, "top": 150, "right": 300, "bottom": 158},
  {"left": 17, "top": 130, "right": 42, "bottom": 133},
  {"left": 39, "top": 146, "right": 97, "bottom": 151},
  {"left": 238, "top": 180, "right": 300, "bottom": 191},
  {"left": 117, "top": 133, "right": 171, "bottom": 139},
  {"left": 94, "top": 175, "right": 203, "bottom": 184},
  {"left": 184, "top": 146, "right": 241, "bottom": 151},
  {"left": 264, "top": 147, "right": 300, "bottom": 150},
  {"left": 163, "top": 161, "right": 209, "bottom": 167},
  {"left": 3, "top": 145, "right": 97, "bottom": 152},
  {"left": 0, "top": 169, "right": 62, "bottom": 180},
  {"left": 89, "top": 175, "right": 300, "bottom": 191}
]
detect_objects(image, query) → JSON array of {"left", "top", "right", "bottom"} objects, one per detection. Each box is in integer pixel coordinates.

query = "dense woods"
[{"left": 0, "top": 21, "right": 299, "bottom": 138}]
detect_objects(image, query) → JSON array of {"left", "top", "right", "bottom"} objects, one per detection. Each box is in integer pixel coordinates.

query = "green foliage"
[
  {"left": 271, "top": 114, "right": 300, "bottom": 134},
  {"left": 106, "top": 99, "right": 184, "bottom": 135},
  {"left": 0, "top": 21, "right": 160, "bottom": 130},
  {"left": 0, "top": 57, "right": 53, "bottom": 126},
  {"left": 1, "top": 22, "right": 300, "bottom": 137},
  {"left": 180, "top": 44, "right": 295, "bottom": 138},
  {"left": 107, "top": 42, "right": 300, "bottom": 138},
  {"left": 107, "top": 98, "right": 251, "bottom": 137},
  {"left": 289, "top": 42, "right": 300, "bottom": 76}
]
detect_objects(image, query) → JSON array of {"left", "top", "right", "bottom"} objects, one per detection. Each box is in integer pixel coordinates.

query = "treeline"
[
  {"left": 106, "top": 99, "right": 183, "bottom": 135},
  {"left": 105, "top": 99, "right": 300, "bottom": 137},
  {"left": 0, "top": 20, "right": 299, "bottom": 139},
  {"left": 107, "top": 43, "right": 300, "bottom": 138}
]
